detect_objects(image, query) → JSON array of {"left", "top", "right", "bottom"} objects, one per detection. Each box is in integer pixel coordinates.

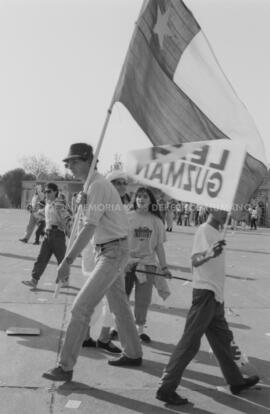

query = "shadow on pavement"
[
  {"left": 0, "top": 308, "right": 113, "bottom": 362},
  {"left": 226, "top": 274, "right": 256, "bottom": 281},
  {"left": 30, "top": 287, "right": 79, "bottom": 296},
  {"left": 0, "top": 252, "right": 81, "bottom": 269},
  {"left": 226, "top": 247, "right": 270, "bottom": 255},
  {"left": 140, "top": 359, "right": 269, "bottom": 413},
  {"left": 0, "top": 308, "right": 62, "bottom": 353},
  {"left": 146, "top": 304, "right": 251, "bottom": 330},
  {"left": 182, "top": 378, "right": 270, "bottom": 414},
  {"left": 56, "top": 382, "right": 210, "bottom": 414},
  {"left": 56, "top": 377, "right": 269, "bottom": 414},
  {"left": 141, "top": 343, "right": 270, "bottom": 386}
]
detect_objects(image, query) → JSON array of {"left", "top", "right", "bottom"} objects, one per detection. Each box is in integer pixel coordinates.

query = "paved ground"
[{"left": 0, "top": 208, "right": 269, "bottom": 414}]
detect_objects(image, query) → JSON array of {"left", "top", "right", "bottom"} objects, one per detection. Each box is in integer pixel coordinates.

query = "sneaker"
[
  {"left": 230, "top": 375, "right": 260, "bottom": 395},
  {"left": 82, "top": 337, "right": 97, "bottom": 348},
  {"left": 140, "top": 333, "right": 151, "bottom": 343},
  {"left": 22, "top": 279, "right": 38, "bottom": 289},
  {"left": 156, "top": 389, "right": 189, "bottom": 405},
  {"left": 110, "top": 329, "right": 118, "bottom": 340},
  {"left": 19, "top": 238, "right": 28, "bottom": 243},
  {"left": 97, "top": 340, "right": 121, "bottom": 354},
  {"left": 42, "top": 366, "right": 73, "bottom": 382},
  {"left": 33, "top": 241, "right": 40, "bottom": 245},
  {"left": 108, "top": 355, "right": 142, "bottom": 367}
]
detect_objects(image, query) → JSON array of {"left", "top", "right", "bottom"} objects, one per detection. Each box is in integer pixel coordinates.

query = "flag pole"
[
  {"left": 54, "top": 104, "right": 114, "bottom": 298},
  {"left": 135, "top": 269, "right": 190, "bottom": 282},
  {"left": 222, "top": 211, "right": 231, "bottom": 239},
  {"left": 54, "top": 1, "right": 151, "bottom": 298}
]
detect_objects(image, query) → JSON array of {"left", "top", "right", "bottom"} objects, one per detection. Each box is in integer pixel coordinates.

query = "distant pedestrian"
[
  {"left": 189, "top": 204, "right": 197, "bottom": 226},
  {"left": 22, "top": 183, "right": 72, "bottom": 288},
  {"left": 71, "top": 192, "right": 79, "bottom": 216},
  {"left": 165, "top": 200, "right": 174, "bottom": 232},
  {"left": 176, "top": 201, "right": 184, "bottom": 225},
  {"left": 158, "top": 196, "right": 167, "bottom": 223},
  {"left": 250, "top": 207, "right": 258, "bottom": 230},
  {"left": 183, "top": 203, "right": 190, "bottom": 226},
  {"left": 156, "top": 209, "right": 259, "bottom": 405},
  {"left": 33, "top": 200, "right": 46, "bottom": 245},
  {"left": 19, "top": 185, "right": 44, "bottom": 243}
]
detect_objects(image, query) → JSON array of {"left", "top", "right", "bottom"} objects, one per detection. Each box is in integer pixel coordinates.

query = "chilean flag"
[{"left": 113, "top": 0, "right": 267, "bottom": 206}]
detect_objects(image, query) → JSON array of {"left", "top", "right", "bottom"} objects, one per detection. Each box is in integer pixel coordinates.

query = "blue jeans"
[{"left": 59, "top": 239, "right": 142, "bottom": 371}]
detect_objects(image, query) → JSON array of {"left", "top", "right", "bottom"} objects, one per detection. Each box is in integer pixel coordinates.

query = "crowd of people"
[
  {"left": 160, "top": 200, "right": 262, "bottom": 233},
  {"left": 17, "top": 142, "right": 260, "bottom": 406}
]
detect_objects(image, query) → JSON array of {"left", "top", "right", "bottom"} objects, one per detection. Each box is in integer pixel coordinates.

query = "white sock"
[{"left": 137, "top": 325, "right": 144, "bottom": 335}]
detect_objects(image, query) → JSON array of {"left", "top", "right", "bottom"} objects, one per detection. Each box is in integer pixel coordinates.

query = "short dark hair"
[{"left": 45, "top": 182, "right": 59, "bottom": 196}]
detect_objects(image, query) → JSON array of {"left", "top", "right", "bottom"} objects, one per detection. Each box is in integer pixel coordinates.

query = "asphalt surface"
[{"left": 0, "top": 209, "right": 269, "bottom": 414}]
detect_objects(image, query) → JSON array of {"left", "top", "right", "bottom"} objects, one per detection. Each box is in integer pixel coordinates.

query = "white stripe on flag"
[{"left": 174, "top": 31, "right": 266, "bottom": 165}]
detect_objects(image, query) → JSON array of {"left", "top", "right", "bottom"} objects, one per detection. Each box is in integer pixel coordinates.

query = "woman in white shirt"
[{"left": 126, "top": 187, "right": 171, "bottom": 342}]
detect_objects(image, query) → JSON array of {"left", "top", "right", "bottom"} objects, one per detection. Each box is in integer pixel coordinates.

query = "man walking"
[
  {"left": 19, "top": 185, "right": 44, "bottom": 243},
  {"left": 22, "top": 182, "right": 71, "bottom": 289},
  {"left": 156, "top": 209, "right": 259, "bottom": 405},
  {"left": 43, "top": 143, "right": 142, "bottom": 382}
]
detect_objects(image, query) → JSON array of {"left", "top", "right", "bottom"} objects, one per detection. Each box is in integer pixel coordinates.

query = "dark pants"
[
  {"left": 250, "top": 217, "right": 257, "bottom": 230},
  {"left": 35, "top": 220, "right": 46, "bottom": 243},
  {"left": 176, "top": 212, "right": 183, "bottom": 225},
  {"left": 32, "top": 229, "right": 66, "bottom": 282},
  {"left": 125, "top": 264, "right": 155, "bottom": 326},
  {"left": 160, "top": 289, "right": 244, "bottom": 392}
]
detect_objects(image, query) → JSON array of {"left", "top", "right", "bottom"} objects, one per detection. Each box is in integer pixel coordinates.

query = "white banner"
[{"left": 126, "top": 140, "right": 246, "bottom": 211}]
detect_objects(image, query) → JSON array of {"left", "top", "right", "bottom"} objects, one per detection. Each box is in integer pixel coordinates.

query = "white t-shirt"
[
  {"left": 45, "top": 199, "right": 71, "bottom": 232},
  {"left": 128, "top": 211, "right": 166, "bottom": 266},
  {"left": 84, "top": 172, "right": 129, "bottom": 245},
  {"left": 251, "top": 208, "right": 257, "bottom": 219},
  {"left": 191, "top": 222, "right": 225, "bottom": 303}
]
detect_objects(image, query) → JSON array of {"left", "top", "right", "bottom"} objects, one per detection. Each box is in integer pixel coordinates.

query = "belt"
[
  {"left": 96, "top": 237, "right": 127, "bottom": 248},
  {"left": 46, "top": 225, "right": 62, "bottom": 232}
]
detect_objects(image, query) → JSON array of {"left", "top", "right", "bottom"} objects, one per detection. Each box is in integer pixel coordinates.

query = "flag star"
[{"left": 153, "top": 6, "right": 171, "bottom": 49}]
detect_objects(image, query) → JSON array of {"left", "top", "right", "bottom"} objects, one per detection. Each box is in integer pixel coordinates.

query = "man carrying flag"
[{"left": 43, "top": 143, "right": 142, "bottom": 382}]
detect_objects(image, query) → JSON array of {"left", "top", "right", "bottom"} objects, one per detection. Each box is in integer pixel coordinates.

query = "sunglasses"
[{"left": 44, "top": 189, "right": 53, "bottom": 194}]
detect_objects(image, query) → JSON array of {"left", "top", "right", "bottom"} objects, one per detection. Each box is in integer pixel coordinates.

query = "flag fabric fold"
[{"left": 114, "top": 0, "right": 267, "bottom": 207}]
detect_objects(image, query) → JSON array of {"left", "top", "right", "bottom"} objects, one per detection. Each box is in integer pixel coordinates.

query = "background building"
[
  {"left": 15, "top": 169, "right": 270, "bottom": 228},
  {"left": 21, "top": 180, "right": 83, "bottom": 209}
]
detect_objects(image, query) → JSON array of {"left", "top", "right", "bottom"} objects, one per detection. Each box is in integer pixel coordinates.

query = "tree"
[
  {"left": 19, "top": 154, "right": 62, "bottom": 180},
  {"left": 2, "top": 168, "right": 34, "bottom": 208}
]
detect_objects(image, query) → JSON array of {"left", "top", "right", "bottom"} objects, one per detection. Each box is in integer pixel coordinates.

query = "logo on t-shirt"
[{"left": 134, "top": 226, "right": 152, "bottom": 239}]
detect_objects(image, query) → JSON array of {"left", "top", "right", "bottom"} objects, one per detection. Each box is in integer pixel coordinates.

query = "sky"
[{"left": 0, "top": 0, "right": 269, "bottom": 177}]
